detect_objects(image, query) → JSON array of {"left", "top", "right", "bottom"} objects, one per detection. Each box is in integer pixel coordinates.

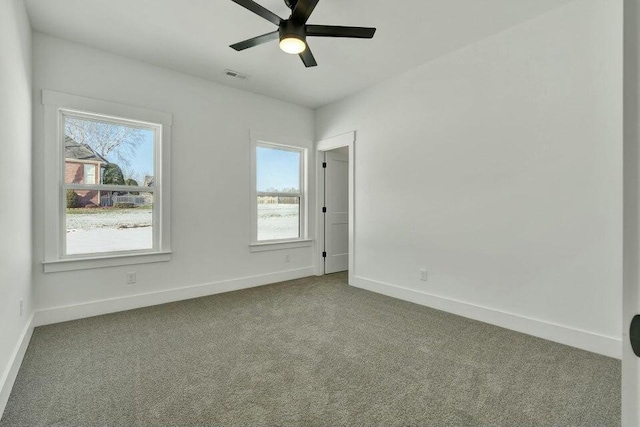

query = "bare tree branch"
[{"left": 65, "top": 117, "right": 146, "bottom": 168}]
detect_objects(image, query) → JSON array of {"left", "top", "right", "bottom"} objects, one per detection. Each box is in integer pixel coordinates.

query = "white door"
[
  {"left": 324, "top": 148, "right": 349, "bottom": 274},
  {"left": 624, "top": 1, "right": 640, "bottom": 425}
]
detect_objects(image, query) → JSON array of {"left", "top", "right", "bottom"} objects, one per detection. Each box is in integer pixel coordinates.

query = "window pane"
[
  {"left": 257, "top": 196, "right": 300, "bottom": 241},
  {"left": 66, "top": 190, "right": 153, "bottom": 255},
  {"left": 63, "top": 115, "right": 155, "bottom": 190},
  {"left": 83, "top": 164, "right": 96, "bottom": 184},
  {"left": 256, "top": 146, "right": 300, "bottom": 193}
]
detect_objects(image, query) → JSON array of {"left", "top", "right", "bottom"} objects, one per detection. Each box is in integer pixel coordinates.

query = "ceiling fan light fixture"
[
  {"left": 229, "top": 0, "right": 377, "bottom": 67},
  {"left": 279, "top": 35, "right": 306, "bottom": 54}
]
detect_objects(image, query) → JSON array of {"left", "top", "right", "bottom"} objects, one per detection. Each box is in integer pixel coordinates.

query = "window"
[
  {"left": 251, "top": 139, "right": 307, "bottom": 246},
  {"left": 63, "top": 111, "right": 157, "bottom": 256},
  {"left": 42, "top": 90, "right": 172, "bottom": 272},
  {"left": 83, "top": 164, "right": 96, "bottom": 184}
]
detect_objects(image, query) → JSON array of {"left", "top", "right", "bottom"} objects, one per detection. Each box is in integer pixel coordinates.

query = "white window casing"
[
  {"left": 42, "top": 90, "right": 172, "bottom": 272},
  {"left": 250, "top": 131, "right": 312, "bottom": 252}
]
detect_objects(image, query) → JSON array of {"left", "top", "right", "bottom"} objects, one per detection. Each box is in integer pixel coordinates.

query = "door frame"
[
  {"left": 315, "top": 131, "right": 355, "bottom": 285},
  {"left": 623, "top": 1, "right": 640, "bottom": 424}
]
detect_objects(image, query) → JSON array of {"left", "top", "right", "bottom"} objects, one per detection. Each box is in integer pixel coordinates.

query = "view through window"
[
  {"left": 256, "top": 144, "right": 304, "bottom": 241},
  {"left": 63, "top": 113, "right": 157, "bottom": 255}
]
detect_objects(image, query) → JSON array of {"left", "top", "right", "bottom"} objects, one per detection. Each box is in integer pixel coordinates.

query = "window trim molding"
[
  {"left": 43, "top": 252, "right": 173, "bottom": 273},
  {"left": 250, "top": 130, "right": 309, "bottom": 248},
  {"left": 41, "top": 90, "right": 172, "bottom": 272},
  {"left": 249, "top": 240, "right": 313, "bottom": 253}
]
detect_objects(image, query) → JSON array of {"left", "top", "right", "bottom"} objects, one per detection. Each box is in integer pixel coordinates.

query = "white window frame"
[
  {"left": 250, "top": 133, "right": 311, "bottom": 251},
  {"left": 42, "top": 90, "right": 172, "bottom": 272}
]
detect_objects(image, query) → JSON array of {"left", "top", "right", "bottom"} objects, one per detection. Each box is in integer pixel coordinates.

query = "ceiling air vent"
[{"left": 223, "top": 69, "right": 250, "bottom": 80}]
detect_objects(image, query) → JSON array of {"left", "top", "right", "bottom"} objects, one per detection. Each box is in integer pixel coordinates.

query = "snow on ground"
[
  {"left": 66, "top": 204, "right": 299, "bottom": 255},
  {"left": 67, "top": 228, "right": 152, "bottom": 254},
  {"left": 66, "top": 209, "right": 152, "bottom": 230},
  {"left": 257, "top": 204, "right": 299, "bottom": 241},
  {"left": 66, "top": 209, "right": 152, "bottom": 255}
]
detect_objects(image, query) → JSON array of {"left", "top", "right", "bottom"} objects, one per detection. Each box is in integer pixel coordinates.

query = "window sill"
[
  {"left": 43, "top": 251, "right": 172, "bottom": 273},
  {"left": 249, "top": 239, "right": 313, "bottom": 253}
]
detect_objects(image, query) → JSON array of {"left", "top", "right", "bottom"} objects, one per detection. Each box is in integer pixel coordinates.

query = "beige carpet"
[{"left": 1, "top": 272, "right": 620, "bottom": 426}]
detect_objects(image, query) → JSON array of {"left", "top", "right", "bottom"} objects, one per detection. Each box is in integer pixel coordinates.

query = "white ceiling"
[{"left": 24, "top": 0, "right": 574, "bottom": 109}]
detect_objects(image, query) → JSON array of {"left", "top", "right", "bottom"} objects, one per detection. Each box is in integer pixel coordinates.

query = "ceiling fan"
[{"left": 229, "top": 0, "right": 376, "bottom": 67}]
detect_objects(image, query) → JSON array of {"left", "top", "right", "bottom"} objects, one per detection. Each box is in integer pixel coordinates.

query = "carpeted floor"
[{"left": 1, "top": 273, "right": 620, "bottom": 426}]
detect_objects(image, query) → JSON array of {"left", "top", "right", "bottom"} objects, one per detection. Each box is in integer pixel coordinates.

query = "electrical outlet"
[
  {"left": 126, "top": 272, "right": 137, "bottom": 285},
  {"left": 419, "top": 269, "right": 428, "bottom": 281},
  {"left": 20, "top": 299, "right": 23, "bottom": 317},
  {"left": 285, "top": 254, "right": 290, "bottom": 263}
]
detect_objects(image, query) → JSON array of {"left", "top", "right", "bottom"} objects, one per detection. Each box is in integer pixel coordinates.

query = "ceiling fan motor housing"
[{"left": 279, "top": 19, "right": 306, "bottom": 43}]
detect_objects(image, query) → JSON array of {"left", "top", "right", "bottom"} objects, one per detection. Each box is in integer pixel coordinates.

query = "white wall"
[
  {"left": 316, "top": 0, "right": 623, "bottom": 357},
  {"left": 32, "top": 34, "right": 315, "bottom": 321},
  {"left": 0, "top": 0, "right": 33, "bottom": 414}
]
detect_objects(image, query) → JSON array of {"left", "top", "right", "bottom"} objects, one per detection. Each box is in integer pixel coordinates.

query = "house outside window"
[
  {"left": 64, "top": 137, "right": 106, "bottom": 206},
  {"left": 42, "top": 90, "right": 172, "bottom": 272}
]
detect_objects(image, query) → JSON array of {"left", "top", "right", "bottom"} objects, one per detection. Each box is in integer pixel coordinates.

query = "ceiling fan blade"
[
  {"left": 230, "top": 31, "right": 279, "bottom": 51},
  {"left": 291, "top": 0, "right": 319, "bottom": 24},
  {"left": 231, "top": 0, "right": 282, "bottom": 26},
  {"left": 299, "top": 46, "right": 317, "bottom": 67},
  {"left": 306, "top": 25, "right": 376, "bottom": 39}
]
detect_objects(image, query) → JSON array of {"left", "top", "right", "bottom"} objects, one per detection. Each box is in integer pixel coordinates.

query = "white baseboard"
[
  {"left": 353, "top": 276, "right": 621, "bottom": 359},
  {"left": 0, "top": 314, "right": 34, "bottom": 418},
  {"left": 34, "top": 267, "right": 315, "bottom": 327}
]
